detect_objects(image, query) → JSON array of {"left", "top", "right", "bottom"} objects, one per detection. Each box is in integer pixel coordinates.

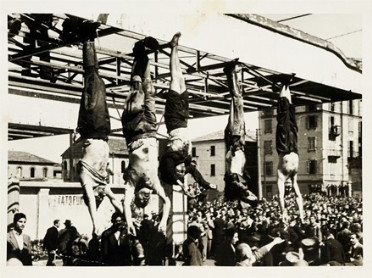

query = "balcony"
[{"left": 327, "top": 148, "right": 342, "bottom": 159}]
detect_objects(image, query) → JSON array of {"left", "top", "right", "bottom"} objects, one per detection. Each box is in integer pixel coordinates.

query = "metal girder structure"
[{"left": 8, "top": 13, "right": 362, "bottom": 140}]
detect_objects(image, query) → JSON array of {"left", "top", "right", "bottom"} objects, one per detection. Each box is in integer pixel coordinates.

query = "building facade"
[
  {"left": 259, "top": 100, "right": 362, "bottom": 199},
  {"left": 8, "top": 151, "right": 62, "bottom": 180}
]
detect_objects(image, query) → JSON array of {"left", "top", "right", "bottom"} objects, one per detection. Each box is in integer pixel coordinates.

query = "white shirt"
[{"left": 12, "top": 230, "right": 24, "bottom": 250}]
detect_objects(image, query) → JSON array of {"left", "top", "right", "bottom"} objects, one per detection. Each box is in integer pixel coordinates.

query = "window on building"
[
  {"left": 30, "top": 167, "right": 35, "bottom": 178},
  {"left": 43, "top": 167, "right": 48, "bottom": 178},
  {"left": 264, "top": 119, "right": 272, "bottom": 134},
  {"left": 16, "top": 166, "right": 22, "bottom": 177},
  {"left": 307, "top": 104, "right": 317, "bottom": 111},
  {"left": 349, "top": 100, "right": 353, "bottom": 115},
  {"left": 330, "top": 116, "right": 335, "bottom": 126},
  {"left": 266, "top": 185, "right": 273, "bottom": 199},
  {"left": 264, "top": 140, "right": 272, "bottom": 155},
  {"left": 263, "top": 108, "right": 273, "bottom": 117},
  {"left": 192, "top": 147, "right": 196, "bottom": 157},
  {"left": 264, "top": 161, "right": 274, "bottom": 176},
  {"left": 306, "top": 115, "right": 317, "bottom": 129},
  {"left": 63, "top": 161, "right": 68, "bottom": 170},
  {"left": 210, "top": 164, "right": 216, "bottom": 176},
  {"left": 330, "top": 102, "right": 335, "bottom": 112},
  {"left": 308, "top": 137, "right": 316, "bottom": 151},
  {"left": 349, "top": 141, "right": 354, "bottom": 158},
  {"left": 307, "top": 160, "right": 317, "bottom": 174},
  {"left": 210, "top": 146, "right": 215, "bottom": 156},
  {"left": 121, "top": 160, "right": 126, "bottom": 173}
]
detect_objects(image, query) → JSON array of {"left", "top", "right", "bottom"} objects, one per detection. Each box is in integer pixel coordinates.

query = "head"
[
  {"left": 111, "top": 212, "right": 124, "bottom": 230},
  {"left": 235, "top": 243, "right": 253, "bottom": 263},
  {"left": 309, "top": 215, "right": 317, "bottom": 224},
  {"left": 64, "top": 220, "right": 72, "bottom": 227},
  {"left": 175, "top": 162, "right": 186, "bottom": 180},
  {"left": 53, "top": 219, "right": 60, "bottom": 228},
  {"left": 226, "top": 227, "right": 239, "bottom": 245},
  {"left": 187, "top": 225, "right": 201, "bottom": 240},
  {"left": 13, "top": 213, "right": 27, "bottom": 233},
  {"left": 134, "top": 185, "right": 153, "bottom": 208},
  {"left": 349, "top": 232, "right": 359, "bottom": 245}
]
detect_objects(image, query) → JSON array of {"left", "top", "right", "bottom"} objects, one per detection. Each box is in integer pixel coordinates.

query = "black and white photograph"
[{"left": 2, "top": 1, "right": 371, "bottom": 277}]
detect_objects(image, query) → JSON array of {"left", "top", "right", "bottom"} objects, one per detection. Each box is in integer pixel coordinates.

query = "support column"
[
  {"left": 37, "top": 188, "right": 50, "bottom": 239},
  {"left": 7, "top": 178, "right": 20, "bottom": 225}
]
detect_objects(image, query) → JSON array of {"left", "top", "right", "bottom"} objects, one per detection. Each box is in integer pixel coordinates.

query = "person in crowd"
[
  {"left": 304, "top": 214, "right": 322, "bottom": 242},
  {"left": 7, "top": 212, "right": 32, "bottom": 265},
  {"left": 74, "top": 19, "right": 122, "bottom": 236},
  {"left": 182, "top": 225, "right": 203, "bottom": 266},
  {"left": 121, "top": 36, "right": 170, "bottom": 238},
  {"left": 158, "top": 32, "right": 216, "bottom": 198},
  {"left": 214, "top": 227, "right": 239, "bottom": 266},
  {"left": 236, "top": 237, "right": 284, "bottom": 266},
  {"left": 337, "top": 221, "right": 352, "bottom": 254},
  {"left": 300, "top": 238, "right": 322, "bottom": 266},
  {"left": 57, "top": 219, "right": 80, "bottom": 265},
  {"left": 275, "top": 81, "right": 304, "bottom": 223},
  {"left": 100, "top": 212, "right": 133, "bottom": 266},
  {"left": 222, "top": 60, "right": 258, "bottom": 207},
  {"left": 349, "top": 222, "right": 363, "bottom": 245},
  {"left": 210, "top": 211, "right": 225, "bottom": 258},
  {"left": 345, "top": 232, "right": 363, "bottom": 266},
  {"left": 320, "top": 226, "right": 345, "bottom": 265},
  {"left": 43, "top": 219, "right": 60, "bottom": 266}
]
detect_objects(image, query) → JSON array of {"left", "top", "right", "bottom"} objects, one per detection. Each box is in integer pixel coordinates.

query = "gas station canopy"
[{"left": 8, "top": 13, "right": 362, "bottom": 140}]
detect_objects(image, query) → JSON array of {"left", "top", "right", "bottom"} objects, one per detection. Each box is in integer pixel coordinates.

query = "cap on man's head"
[
  {"left": 280, "top": 251, "right": 309, "bottom": 266},
  {"left": 64, "top": 219, "right": 72, "bottom": 225}
]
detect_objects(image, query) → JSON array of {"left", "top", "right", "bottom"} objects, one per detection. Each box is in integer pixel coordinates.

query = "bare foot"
[{"left": 169, "top": 32, "right": 181, "bottom": 47}]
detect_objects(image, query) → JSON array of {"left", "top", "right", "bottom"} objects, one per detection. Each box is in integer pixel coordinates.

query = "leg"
[
  {"left": 277, "top": 167, "right": 287, "bottom": 221},
  {"left": 169, "top": 32, "right": 186, "bottom": 94},
  {"left": 292, "top": 173, "right": 304, "bottom": 222}
]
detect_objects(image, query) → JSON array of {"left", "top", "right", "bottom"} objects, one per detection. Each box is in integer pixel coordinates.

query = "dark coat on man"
[
  {"left": 43, "top": 226, "right": 59, "bottom": 252},
  {"left": 321, "top": 237, "right": 345, "bottom": 265},
  {"left": 101, "top": 226, "right": 132, "bottom": 266}
]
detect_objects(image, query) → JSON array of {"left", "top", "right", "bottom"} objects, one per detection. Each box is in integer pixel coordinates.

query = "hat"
[
  {"left": 279, "top": 252, "right": 309, "bottom": 266},
  {"left": 64, "top": 219, "right": 72, "bottom": 225},
  {"left": 301, "top": 238, "right": 319, "bottom": 250}
]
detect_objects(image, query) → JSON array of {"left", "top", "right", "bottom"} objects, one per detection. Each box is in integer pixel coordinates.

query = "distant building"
[
  {"left": 8, "top": 151, "right": 62, "bottom": 180},
  {"left": 61, "top": 136, "right": 129, "bottom": 185},
  {"left": 259, "top": 100, "right": 362, "bottom": 199}
]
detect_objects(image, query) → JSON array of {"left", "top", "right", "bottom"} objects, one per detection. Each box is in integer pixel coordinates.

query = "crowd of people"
[
  {"left": 7, "top": 191, "right": 363, "bottom": 267},
  {"left": 183, "top": 191, "right": 363, "bottom": 266}
]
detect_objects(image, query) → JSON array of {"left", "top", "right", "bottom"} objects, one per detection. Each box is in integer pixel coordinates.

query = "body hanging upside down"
[
  {"left": 75, "top": 20, "right": 122, "bottom": 236},
  {"left": 222, "top": 60, "right": 258, "bottom": 207},
  {"left": 158, "top": 32, "right": 217, "bottom": 198},
  {"left": 276, "top": 82, "right": 304, "bottom": 223},
  {"left": 121, "top": 36, "right": 170, "bottom": 237}
]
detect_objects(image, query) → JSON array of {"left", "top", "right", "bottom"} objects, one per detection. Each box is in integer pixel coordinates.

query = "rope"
[{"left": 58, "top": 253, "right": 107, "bottom": 266}]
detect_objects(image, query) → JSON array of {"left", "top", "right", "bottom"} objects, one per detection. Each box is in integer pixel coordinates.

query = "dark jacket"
[
  {"left": 101, "top": 226, "right": 132, "bottom": 266},
  {"left": 215, "top": 240, "right": 236, "bottom": 266},
  {"left": 321, "top": 238, "right": 345, "bottom": 264},
  {"left": 43, "top": 226, "right": 59, "bottom": 251}
]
